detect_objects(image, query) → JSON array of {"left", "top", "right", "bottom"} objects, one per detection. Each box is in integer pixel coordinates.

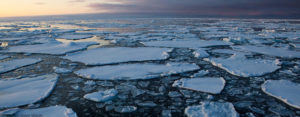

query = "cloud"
[
  {"left": 87, "top": 0, "right": 300, "bottom": 17},
  {"left": 69, "top": 0, "right": 85, "bottom": 3}
]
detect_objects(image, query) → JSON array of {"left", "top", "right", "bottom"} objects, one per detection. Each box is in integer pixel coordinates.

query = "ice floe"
[
  {"left": 185, "top": 102, "right": 239, "bottom": 117},
  {"left": 262, "top": 80, "right": 300, "bottom": 109},
  {"left": 142, "top": 40, "right": 231, "bottom": 48},
  {"left": 53, "top": 67, "right": 72, "bottom": 74},
  {"left": 114, "top": 106, "right": 137, "bottom": 113},
  {"left": 75, "top": 63, "right": 199, "bottom": 80},
  {"left": 0, "top": 58, "right": 42, "bottom": 74},
  {"left": 193, "top": 48, "right": 209, "bottom": 58},
  {"left": 0, "top": 105, "right": 77, "bottom": 117},
  {"left": 64, "top": 47, "right": 172, "bottom": 65},
  {"left": 58, "top": 34, "right": 93, "bottom": 40},
  {"left": 234, "top": 45, "right": 300, "bottom": 58},
  {"left": 0, "top": 74, "right": 58, "bottom": 109},
  {"left": 0, "top": 55, "right": 9, "bottom": 60},
  {"left": 173, "top": 77, "right": 225, "bottom": 94},
  {"left": 204, "top": 52, "right": 280, "bottom": 77},
  {"left": 1, "top": 41, "right": 96, "bottom": 55},
  {"left": 84, "top": 89, "right": 118, "bottom": 102}
]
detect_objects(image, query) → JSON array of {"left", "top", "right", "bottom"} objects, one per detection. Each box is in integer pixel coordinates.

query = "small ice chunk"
[
  {"left": 84, "top": 89, "right": 118, "bottom": 102},
  {"left": 53, "top": 67, "right": 72, "bottom": 74},
  {"left": 234, "top": 45, "right": 300, "bottom": 58},
  {"left": 75, "top": 63, "right": 199, "bottom": 80},
  {"left": 0, "top": 105, "right": 77, "bottom": 117},
  {"left": 173, "top": 77, "right": 225, "bottom": 94},
  {"left": 193, "top": 49, "right": 209, "bottom": 58},
  {"left": 193, "top": 70, "right": 209, "bottom": 77},
  {"left": 58, "top": 34, "right": 93, "bottom": 40},
  {"left": 64, "top": 47, "right": 172, "bottom": 65},
  {"left": 0, "top": 58, "right": 41, "bottom": 73},
  {"left": 114, "top": 106, "right": 137, "bottom": 113},
  {"left": 185, "top": 102, "right": 239, "bottom": 117},
  {"left": 0, "top": 74, "right": 58, "bottom": 109},
  {"left": 142, "top": 40, "right": 231, "bottom": 48},
  {"left": 204, "top": 53, "right": 280, "bottom": 77},
  {"left": 262, "top": 80, "right": 300, "bottom": 109},
  {"left": 1, "top": 41, "right": 96, "bottom": 55}
]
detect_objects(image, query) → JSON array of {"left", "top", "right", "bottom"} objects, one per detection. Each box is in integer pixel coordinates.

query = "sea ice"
[
  {"left": 0, "top": 105, "right": 77, "bottom": 117},
  {"left": 1, "top": 41, "right": 96, "bottom": 55},
  {"left": 75, "top": 63, "right": 199, "bottom": 80},
  {"left": 185, "top": 102, "right": 239, "bottom": 117},
  {"left": 0, "top": 74, "right": 58, "bottom": 109},
  {"left": 58, "top": 34, "right": 93, "bottom": 40},
  {"left": 204, "top": 53, "right": 280, "bottom": 77},
  {"left": 193, "top": 49, "right": 209, "bottom": 58},
  {"left": 141, "top": 40, "right": 231, "bottom": 48},
  {"left": 84, "top": 89, "right": 118, "bottom": 102},
  {"left": 64, "top": 47, "right": 172, "bottom": 65},
  {"left": 114, "top": 106, "right": 137, "bottom": 113},
  {"left": 53, "top": 67, "right": 72, "bottom": 74},
  {"left": 0, "top": 58, "right": 42, "bottom": 74},
  {"left": 262, "top": 80, "right": 300, "bottom": 109},
  {"left": 0, "top": 54, "right": 9, "bottom": 60},
  {"left": 173, "top": 77, "right": 225, "bottom": 94},
  {"left": 233, "top": 45, "right": 300, "bottom": 58}
]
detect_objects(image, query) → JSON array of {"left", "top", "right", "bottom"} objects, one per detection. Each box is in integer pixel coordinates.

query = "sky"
[{"left": 0, "top": 0, "right": 300, "bottom": 18}]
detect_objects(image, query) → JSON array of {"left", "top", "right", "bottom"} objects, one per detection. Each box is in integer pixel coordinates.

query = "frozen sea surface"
[
  {"left": 0, "top": 74, "right": 58, "bottom": 109},
  {"left": 142, "top": 40, "right": 231, "bottom": 48},
  {"left": 0, "top": 58, "right": 42, "bottom": 74}
]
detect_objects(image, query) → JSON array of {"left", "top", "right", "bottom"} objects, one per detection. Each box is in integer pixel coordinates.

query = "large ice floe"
[
  {"left": 75, "top": 63, "right": 199, "bottom": 80},
  {"left": 204, "top": 51, "right": 280, "bottom": 77},
  {"left": 262, "top": 80, "right": 300, "bottom": 109},
  {"left": 184, "top": 102, "right": 239, "bottom": 117},
  {"left": 141, "top": 40, "right": 231, "bottom": 48},
  {"left": 0, "top": 106, "right": 77, "bottom": 117},
  {"left": 64, "top": 47, "right": 172, "bottom": 65},
  {"left": 0, "top": 41, "right": 96, "bottom": 55},
  {"left": 0, "top": 58, "right": 42, "bottom": 74},
  {"left": 0, "top": 74, "right": 58, "bottom": 109},
  {"left": 233, "top": 45, "right": 300, "bottom": 58},
  {"left": 84, "top": 89, "right": 118, "bottom": 102},
  {"left": 173, "top": 77, "right": 225, "bottom": 94}
]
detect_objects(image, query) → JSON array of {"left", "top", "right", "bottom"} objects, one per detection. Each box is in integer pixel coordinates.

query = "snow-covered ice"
[
  {"left": 262, "top": 80, "right": 300, "bottom": 109},
  {"left": 0, "top": 58, "right": 42, "bottom": 73},
  {"left": 142, "top": 40, "right": 231, "bottom": 48},
  {"left": 173, "top": 77, "right": 225, "bottom": 94},
  {"left": 234, "top": 45, "right": 300, "bottom": 58},
  {"left": 0, "top": 105, "right": 77, "bottom": 117},
  {"left": 193, "top": 48, "right": 209, "bottom": 58},
  {"left": 0, "top": 74, "right": 58, "bottom": 109},
  {"left": 1, "top": 41, "right": 96, "bottom": 55},
  {"left": 64, "top": 47, "right": 172, "bottom": 65},
  {"left": 204, "top": 52, "right": 280, "bottom": 77},
  {"left": 58, "top": 34, "right": 93, "bottom": 40},
  {"left": 184, "top": 102, "right": 239, "bottom": 117},
  {"left": 75, "top": 63, "right": 199, "bottom": 80},
  {"left": 84, "top": 89, "right": 118, "bottom": 102}
]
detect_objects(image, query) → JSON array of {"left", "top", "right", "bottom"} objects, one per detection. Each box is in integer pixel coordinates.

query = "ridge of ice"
[{"left": 0, "top": 74, "right": 58, "bottom": 109}]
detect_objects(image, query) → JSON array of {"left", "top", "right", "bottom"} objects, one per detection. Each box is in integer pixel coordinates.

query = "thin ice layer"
[
  {"left": 1, "top": 41, "right": 96, "bottom": 55},
  {"left": 142, "top": 40, "right": 231, "bottom": 48},
  {"left": 84, "top": 89, "right": 118, "bottom": 102},
  {"left": 0, "top": 58, "right": 42, "bottom": 73},
  {"left": 173, "top": 77, "right": 225, "bottom": 94},
  {"left": 75, "top": 63, "right": 199, "bottom": 80},
  {"left": 64, "top": 47, "right": 172, "bottom": 65},
  {"left": 0, "top": 106, "right": 77, "bottom": 117},
  {"left": 233, "top": 45, "right": 300, "bottom": 58},
  {"left": 0, "top": 74, "right": 58, "bottom": 109},
  {"left": 262, "top": 80, "right": 300, "bottom": 109},
  {"left": 185, "top": 102, "right": 239, "bottom": 117},
  {"left": 204, "top": 53, "right": 280, "bottom": 77}
]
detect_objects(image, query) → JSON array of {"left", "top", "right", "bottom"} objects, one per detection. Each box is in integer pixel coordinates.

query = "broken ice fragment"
[
  {"left": 84, "top": 89, "right": 118, "bottom": 102},
  {"left": 262, "top": 80, "right": 300, "bottom": 109},
  {"left": 193, "top": 49, "right": 209, "bottom": 58},
  {"left": 173, "top": 77, "right": 225, "bottom": 94},
  {"left": 0, "top": 105, "right": 77, "bottom": 117},
  {"left": 142, "top": 40, "right": 231, "bottom": 48},
  {"left": 64, "top": 47, "right": 172, "bottom": 65},
  {"left": 53, "top": 67, "right": 72, "bottom": 74},
  {"left": 0, "top": 74, "right": 58, "bottom": 109},
  {"left": 0, "top": 55, "right": 9, "bottom": 60},
  {"left": 114, "top": 106, "right": 137, "bottom": 113},
  {"left": 184, "top": 102, "right": 239, "bottom": 117},
  {"left": 0, "top": 58, "right": 41, "bottom": 74},
  {"left": 75, "top": 63, "right": 199, "bottom": 80},
  {"left": 58, "top": 34, "right": 93, "bottom": 40}
]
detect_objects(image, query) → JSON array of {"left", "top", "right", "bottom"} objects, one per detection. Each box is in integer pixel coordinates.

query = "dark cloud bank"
[{"left": 88, "top": 0, "right": 300, "bottom": 18}]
